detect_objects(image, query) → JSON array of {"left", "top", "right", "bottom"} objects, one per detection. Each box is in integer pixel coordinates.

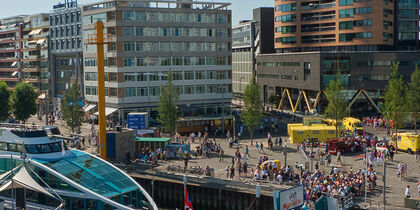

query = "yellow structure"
[
  {"left": 289, "top": 124, "right": 336, "bottom": 143},
  {"left": 87, "top": 21, "right": 108, "bottom": 159},
  {"left": 393, "top": 132, "right": 420, "bottom": 153}
]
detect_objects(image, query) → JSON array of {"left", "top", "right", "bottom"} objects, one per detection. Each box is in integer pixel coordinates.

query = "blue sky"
[{"left": 0, "top": 0, "right": 274, "bottom": 24}]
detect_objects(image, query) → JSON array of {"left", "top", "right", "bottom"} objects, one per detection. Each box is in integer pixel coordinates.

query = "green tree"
[
  {"left": 241, "top": 75, "right": 262, "bottom": 145},
  {"left": 0, "top": 81, "right": 10, "bottom": 122},
  {"left": 61, "top": 84, "right": 84, "bottom": 133},
  {"left": 158, "top": 72, "right": 179, "bottom": 134},
  {"left": 11, "top": 82, "right": 38, "bottom": 123},
  {"left": 406, "top": 65, "right": 420, "bottom": 132},
  {"left": 383, "top": 62, "right": 406, "bottom": 151},
  {"left": 324, "top": 72, "right": 348, "bottom": 139}
]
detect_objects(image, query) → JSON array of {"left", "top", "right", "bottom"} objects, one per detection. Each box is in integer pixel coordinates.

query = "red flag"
[{"left": 184, "top": 187, "right": 193, "bottom": 210}]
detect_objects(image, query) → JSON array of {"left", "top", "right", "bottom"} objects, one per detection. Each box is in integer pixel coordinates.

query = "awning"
[
  {"left": 10, "top": 61, "right": 17, "bottom": 67},
  {"left": 94, "top": 107, "right": 117, "bottom": 116},
  {"left": 36, "top": 38, "right": 46, "bottom": 44},
  {"left": 28, "top": 29, "right": 41, "bottom": 35},
  {"left": 38, "top": 93, "right": 46, "bottom": 99},
  {"left": 0, "top": 166, "right": 55, "bottom": 199},
  {"left": 11, "top": 71, "right": 18, "bottom": 76},
  {"left": 84, "top": 104, "right": 96, "bottom": 112}
]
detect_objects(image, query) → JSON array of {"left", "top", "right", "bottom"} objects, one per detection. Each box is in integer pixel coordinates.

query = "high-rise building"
[
  {"left": 21, "top": 14, "right": 50, "bottom": 96},
  {"left": 273, "top": 0, "right": 419, "bottom": 53},
  {"left": 82, "top": 0, "right": 232, "bottom": 121},
  {"left": 232, "top": 8, "right": 273, "bottom": 105},
  {"left": 256, "top": 0, "right": 420, "bottom": 115},
  {"left": 0, "top": 16, "right": 26, "bottom": 89},
  {"left": 49, "top": 0, "right": 83, "bottom": 99}
]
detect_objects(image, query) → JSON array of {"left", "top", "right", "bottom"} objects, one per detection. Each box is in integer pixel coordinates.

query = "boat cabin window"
[
  {"left": 38, "top": 144, "right": 52, "bottom": 153},
  {"left": 7, "top": 143, "right": 18, "bottom": 152},
  {"left": 0, "top": 142, "right": 6, "bottom": 150},
  {"left": 49, "top": 142, "right": 62, "bottom": 153},
  {"left": 25, "top": 144, "right": 39, "bottom": 153}
]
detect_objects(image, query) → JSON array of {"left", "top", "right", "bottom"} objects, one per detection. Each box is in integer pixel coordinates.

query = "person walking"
[
  {"left": 219, "top": 149, "right": 224, "bottom": 162},
  {"left": 245, "top": 145, "right": 250, "bottom": 157},
  {"left": 337, "top": 151, "right": 343, "bottom": 165},
  {"left": 256, "top": 142, "right": 259, "bottom": 153},
  {"left": 260, "top": 142, "right": 265, "bottom": 153},
  {"left": 405, "top": 185, "right": 411, "bottom": 198}
]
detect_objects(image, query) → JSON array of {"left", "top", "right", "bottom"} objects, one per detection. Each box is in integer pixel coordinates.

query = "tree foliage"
[
  {"left": 158, "top": 72, "right": 179, "bottom": 134},
  {"left": 383, "top": 62, "right": 406, "bottom": 148},
  {"left": 241, "top": 75, "right": 262, "bottom": 145},
  {"left": 11, "top": 82, "right": 38, "bottom": 123},
  {"left": 406, "top": 65, "right": 420, "bottom": 131},
  {"left": 61, "top": 84, "right": 84, "bottom": 133},
  {"left": 0, "top": 81, "right": 10, "bottom": 121},
  {"left": 324, "top": 72, "right": 348, "bottom": 139}
]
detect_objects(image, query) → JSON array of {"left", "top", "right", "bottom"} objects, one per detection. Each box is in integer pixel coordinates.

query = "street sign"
[{"left": 128, "top": 113, "right": 148, "bottom": 130}]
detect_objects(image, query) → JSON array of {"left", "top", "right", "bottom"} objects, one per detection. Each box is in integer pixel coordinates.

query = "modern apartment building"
[
  {"left": 232, "top": 8, "right": 273, "bottom": 105},
  {"left": 49, "top": 0, "right": 83, "bottom": 99},
  {"left": 0, "top": 16, "right": 25, "bottom": 89},
  {"left": 21, "top": 14, "right": 50, "bottom": 96},
  {"left": 82, "top": 0, "right": 232, "bottom": 121},
  {"left": 274, "top": 0, "right": 397, "bottom": 53},
  {"left": 255, "top": 0, "right": 420, "bottom": 115}
]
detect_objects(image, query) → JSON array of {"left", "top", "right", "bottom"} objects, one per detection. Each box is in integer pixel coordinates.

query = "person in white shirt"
[
  {"left": 277, "top": 174, "right": 283, "bottom": 184},
  {"left": 405, "top": 185, "right": 411, "bottom": 198}
]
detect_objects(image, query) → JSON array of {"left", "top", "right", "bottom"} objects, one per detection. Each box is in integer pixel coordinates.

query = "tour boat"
[{"left": 0, "top": 124, "right": 157, "bottom": 210}]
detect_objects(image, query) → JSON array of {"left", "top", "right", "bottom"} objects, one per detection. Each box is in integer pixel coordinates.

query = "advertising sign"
[
  {"left": 273, "top": 185, "right": 304, "bottom": 210},
  {"left": 128, "top": 113, "right": 147, "bottom": 130}
]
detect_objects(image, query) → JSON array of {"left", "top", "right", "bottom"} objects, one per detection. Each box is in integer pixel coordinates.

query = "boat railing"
[{"left": 0, "top": 122, "right": 40, "bottom": 130}]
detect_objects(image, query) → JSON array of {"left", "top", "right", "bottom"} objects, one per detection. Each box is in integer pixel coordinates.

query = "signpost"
[
  {"left": 127, "top": 112, "right": 148, "bottom": 130},
  {"left": 273, "top": 185, "right": 304, "bottom": 210}
]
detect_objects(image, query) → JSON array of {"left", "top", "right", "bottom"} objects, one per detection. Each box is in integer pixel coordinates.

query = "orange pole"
[{"left": 96, "top": 21, "right": 107, "bottom": 159}]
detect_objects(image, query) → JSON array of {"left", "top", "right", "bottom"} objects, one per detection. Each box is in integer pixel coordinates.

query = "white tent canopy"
[
  {"left": 84, "top": 104, "right": 96, "bottom": 112},
  {"left": 0, "top": 166, "right": 56, "bottom": 199},
  {"left": 94, "top": 107, "right": 117, "bottom": 116}
]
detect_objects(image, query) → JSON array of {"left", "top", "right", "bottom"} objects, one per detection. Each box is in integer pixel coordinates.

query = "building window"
[
  {"left": 281, "top": 3, "right": 296, "bottom": 12},
  {"left": 339, "top": 9, "right": 353, "bottom": 18},
  {"left": 195, "top": 85, "right": 205, "bottom": 94},
  {"left": 279, "top": 14, "right": 296, "bottom": 22},
  {"left": 279, "top": 25, "right": 297, "bottom": 34},
  {"left": 184, "top": 72, "right": 194, "bottom": 80},
  {"left": 122, "top": 11, "right": 135, "bottom": 20},
  {"left": 339, "top": 0, "right": 353, "bottom": 6},
  {"left": 281, "top": 75, "right": 293, "bottom": 80},
  {"left": 184, "top": 86, "right": 194, "bottom": 94},
  {"left": 339, "top": 21, "right": 353, "bottom": 29},
  {"left": 123, "top": 27, "right": 135, "bottom": 36},
  {"left": 123, "top": 58, "right": 134, "bottom": 66},
  {"left": 281, "top": 36, "right": 297, "bottom": 44},
  {"left": 354, "top": 7, "right": 371, "bottom": 14},
  {"left": 304, "top": 62, "right": 311, "bottom": 81}
]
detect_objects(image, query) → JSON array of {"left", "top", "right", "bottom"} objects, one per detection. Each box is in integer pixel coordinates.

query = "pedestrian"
[
  {"left": 256, "top": 142, "right": 259, "bottom": 152},
  {"left": 260, "top": 142, "right": 264, "bottom": 153},
  {"left": 245, "top": 145, "right": 250, "bottom": 157},
  {"left": 337, "top": 151, "right": 343, "bottom": 165},
  {"left": 230, "top": 166, "right": 235, "bottom": 179},
  {"left": 415, "top": 150, "right": 419, "bottom": 162},
  {"left": 219, "top": 149, "right": 224, "bottom": 162},
  {"left": 405, "top": 185, "right": 411, "bottom": 198},
  {"left": 231, "top": 157, "right": 235, "bottom": 167}
]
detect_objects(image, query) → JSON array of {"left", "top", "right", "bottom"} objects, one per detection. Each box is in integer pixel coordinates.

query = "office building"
[
  {"left": 0, "top": 16, "right": 26, "bottom": 89},
  {"left": 82, "top": 0, "right": 232, "bottom": 121},
  {"left": 232, "top": 8, "right": 273, "bottom": 105},
  {"left": 21, "top": 14, "right": 50, "bottom": 96},
  {"left": 49, "top": 0, "right": 83, "bottom": 99}
]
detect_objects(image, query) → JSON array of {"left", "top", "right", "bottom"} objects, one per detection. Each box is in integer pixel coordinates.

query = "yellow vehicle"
[
  {"left": 289, "top": 124, "right": 336, "bottom": 143},
  {"left": 394, "top": 132, "right": 420, "bottom": 153},
  {"left": 343, "top": 117, "right": 364, "bottom": 133},
  {"left": 287, "top": 123, "right": 303, "bottom": 136}
]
